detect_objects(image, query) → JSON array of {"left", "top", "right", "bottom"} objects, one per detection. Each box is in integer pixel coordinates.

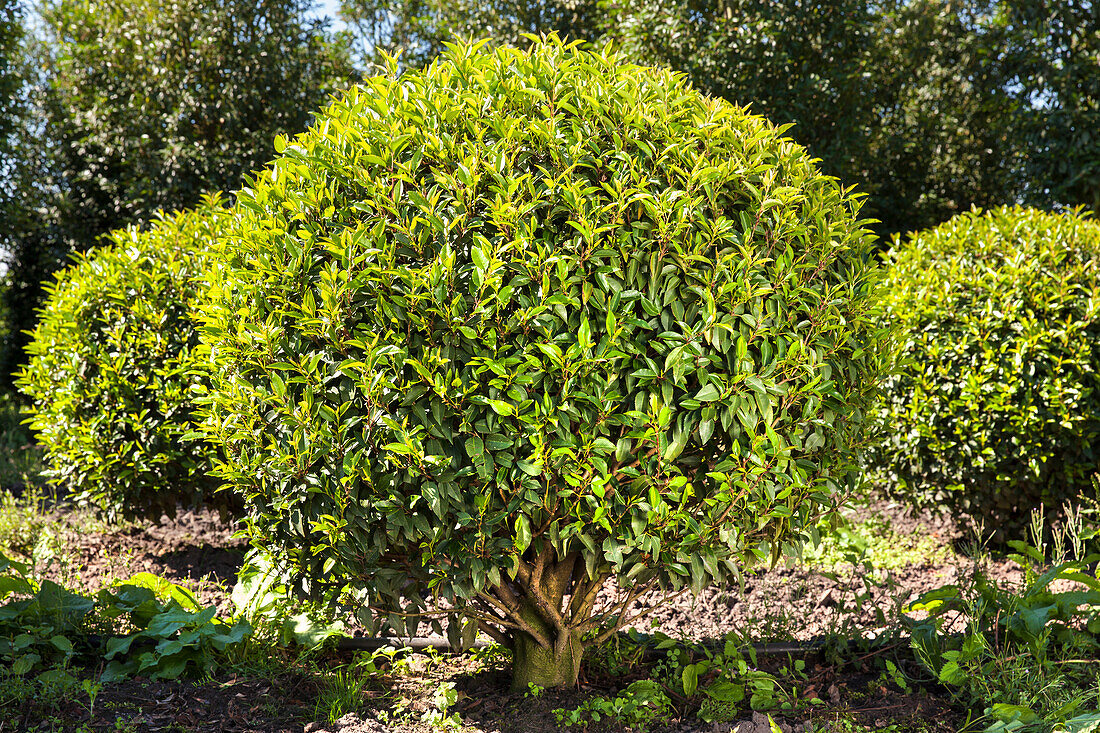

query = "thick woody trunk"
[
  {"left": 488, "top": 549, "right": 596, "bottom": 690},
  {"left": 509, "top": 603, "right": 584, "bottom": 691}
]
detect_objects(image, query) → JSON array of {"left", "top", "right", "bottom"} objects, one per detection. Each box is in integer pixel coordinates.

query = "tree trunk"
[
  {"left": 510, "top": 625, "right": 584, "bottom": 691},
  {"left": 499, "top": 548, "right": 590, "bottom": 690}
]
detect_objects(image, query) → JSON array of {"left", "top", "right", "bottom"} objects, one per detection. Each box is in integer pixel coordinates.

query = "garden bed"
[{"left": 0, "top": 492, "right": 999, "bottom": 732}]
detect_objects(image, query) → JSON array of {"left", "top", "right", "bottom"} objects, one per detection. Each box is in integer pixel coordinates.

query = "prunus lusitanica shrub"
[
  {"left": 19, "top": 198, "right": 231, "bottom": 521},
  {"left": 198, "top": 38, "right": 889, "bottom": 688},
  {"left": 872, "top": 206, "right": 1100, "bottom": 536}
]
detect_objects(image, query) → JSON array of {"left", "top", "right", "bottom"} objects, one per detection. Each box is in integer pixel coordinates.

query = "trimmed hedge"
[
  {"left": 871, "top": 206, "right": 1100, "bottom": 535},
  {"left": 18, "top": 198, "right": 231, "bottom": 521},
  {"left": 197, "top": 38, "right": 889, "bottom": 687}
]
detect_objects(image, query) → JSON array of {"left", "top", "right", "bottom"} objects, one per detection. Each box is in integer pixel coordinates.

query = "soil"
[{"left": 4, "top": 497, "right": 1012, "bottom": 732}]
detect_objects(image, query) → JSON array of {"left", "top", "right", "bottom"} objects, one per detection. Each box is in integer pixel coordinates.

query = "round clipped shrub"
[
  {"left": 871, "top": 205, "right": 1100, "bottom": 535},
  {"left": 18, "top": 197, "right": 232, "bottom": 521},
  {"left": 199, "top": 38, "right": 888, "bottom": 688}
]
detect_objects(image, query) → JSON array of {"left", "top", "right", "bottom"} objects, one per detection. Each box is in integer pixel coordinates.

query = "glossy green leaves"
[
  {"left": 197, "top": 37, "right": 888, "bottom": 633},
  {"left": 872, "top": 206, "right": 1100, "bottom": 535},
  {"left": 18, "top": 197, "right": 230, "bottom": 521}
]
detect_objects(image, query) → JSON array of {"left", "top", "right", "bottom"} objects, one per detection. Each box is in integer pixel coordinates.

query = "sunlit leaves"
[
  {"left": 872, "top": 206, "right": 1100, "bottom": 536},
  {"left": 198, "top": 37, "right": 888, "bottom": 634},
  {"left": 17, "top": 198, "right": 231, "bottom": 521}
]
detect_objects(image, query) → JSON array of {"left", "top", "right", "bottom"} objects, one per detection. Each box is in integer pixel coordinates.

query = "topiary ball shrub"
[
  {"left": 18, "top": 197, "right": 234, "bottom": 522},
  {"left": 871, "top": 205, "right": 1100, "bottom": 537},
  {"left": 198, "top": 38, "right": 889, "bottom": 688}
]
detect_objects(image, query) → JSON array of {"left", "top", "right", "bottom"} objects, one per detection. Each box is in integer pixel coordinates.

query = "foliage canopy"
[
  {"left": 19, "top": 199, "right": 230, "bottom": 521},
  {"left": 198, "top": 37, "right": 888, "bottom": 687},
  {"left": 871, "top": 206, "right": 1100, "bottom": 536},
  {"left": 0, "top": 0, "right": 357, "bottom": 385}
]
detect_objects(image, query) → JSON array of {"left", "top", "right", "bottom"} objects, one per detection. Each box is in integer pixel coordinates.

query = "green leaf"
[
  {"left": 681, "top": 664, "right": 699, "bottom": 697},
  {"left": 471, "top": 245, "right": 489, "bottom": 270},
  {"left": 486, "top": 399, "right": 514, "bottom": 416},
  {"left": 516, "top": 460, "right": 541, "bottom": 477},
  {"left": 49, "top": 635, "right": 73, "bottom": 653},
  {"left": 12, "top": 653, "right": 40, "bottom": 675},
  {"left": 695, "top": 383, "right": 720, "bottom": 402},
  {"left": 466, "top": 436, "right": 485, "bottom": 458},
  {"left": 514, "top": 516, "right": 531, "bottom": 554},
  {"left": 988, "top": 704, "right": 1038, "bottom": 724}
]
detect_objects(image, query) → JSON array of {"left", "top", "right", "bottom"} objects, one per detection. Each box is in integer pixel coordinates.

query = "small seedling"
[
  {"left": 422, "top": 681, "right": 462, "bottom": 730},
  {"left": 82, "top": 678, "right": 103, "bottom": 716}
]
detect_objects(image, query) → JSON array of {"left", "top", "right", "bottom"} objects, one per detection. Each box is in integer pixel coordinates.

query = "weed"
[
  {"left": 81, "top": 677, "right": 102, "bottom": 716},
  {"left": 580, "top": 628, "right": 826, "bottom": 727},
  {"left": 880, "top": 659, "right": 912, "bottom": 695},
  {"left": 312, "top": 649, "right": 393, "bottom": 723},
  {"left": 231, "top": 547, "right": 345, "bottom": 648},
  {"left": 421, "top": 681, "right": 462, "bottom": 729},
  {"left": 110, "top": 717, "right": 139, "bottom": 733},
  {"left": 802, "top": 511, "right": 952, "bottom": 573},
  {"left": 470, "top": 642, "right": 509, "bottom": 671},
  {"left": 907, "top": 506, "right": 1100, "bottom": 731},
  {"left": 811, "top": 714, "right": 917, "bottom": 732},
  {"left": 0, "top": 489, "right": 51, "bottom": 560},
  {"left": 0, "top": 551, "right": 252, "bottom": 684},
  {"left": 555, "top": 679, "right": 671, "bottom": 731}
]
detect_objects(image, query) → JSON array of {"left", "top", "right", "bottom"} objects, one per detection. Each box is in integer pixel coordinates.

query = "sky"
[{"left": 313, "top": 0, "right": 347, "bottom": 31}]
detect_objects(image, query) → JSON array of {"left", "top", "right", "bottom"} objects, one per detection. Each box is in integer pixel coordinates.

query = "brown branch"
[
  {"left": 567, "top": 573, "right": 607, "bottom": 625},
  {"left": 475, "top": 621, "right": 510, "bottom": 647},
  {"left": 595, "top": 585, "right": 689, "bottom": 644},
  {"left": 519, "top": 545, "right": 566, "bottom": 635},
  {"left": 584, "top": 578, "right": 663, "bottom": 643},
  {"left": 545, "top": 552, "right": 578, "bottom": 604},
  {"left": 476, "top": 590, "right": 516, "bottom": 619},
  {"left": 531, "top": 542, "right": 551, "bottom": 591},
  {"left": 474, "top": 591, "right": 551, "bottom": 647},
  {"left": 514, "top": 558, "right": 535, "bottom": 586},
  {"left": 461, "top": 608, "right": 526, "bottom": 634},
  {"left": 493, "top": 578, "right": 521, "bottom": 610}
]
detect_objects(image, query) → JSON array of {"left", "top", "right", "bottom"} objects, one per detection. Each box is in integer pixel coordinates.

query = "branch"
[
  {"left": 567, "top": 573, "right": 607, "bottom": 625},
  {"left": 519, "top": 544, "right": 566, "bottom": 635},
  {"left": 583, "top": 578, "right": 663, "bottom": 643},
  {"left": 476, "top": 621, "right": 510, "bottom": 647},
  {"left": 475, "top": 591, "right": 552, "bottom": 648},
  {"left": 594, "top": 585, "right": 685, "bottom": 645}
]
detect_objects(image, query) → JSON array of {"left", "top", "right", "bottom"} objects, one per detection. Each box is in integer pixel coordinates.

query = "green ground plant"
[
  {"left": 0, "top": 551, "right": 252, "bottom": 686},
  {"left": 197, "top": 35, "right": 890, "bottom": 689},
  {"left": 230, "top": 547, "right": 346, "bottom": 649},
  {"left": 555, "top": 678, "right": 671, "bottom": 730},
  {"left": 0, "top": 487, "right": 54, "bottom": 559},
  {"left": 311, "top": 650, "right": 392, "bottom": 723},
  {"left": 802, "top": 511, "right": 952, "bottom": 573},
  {"left": 18, "top": 197, "right": 233, "bottom": 522},
  {"left": 871, "top": 206, "right": 1100, "bottom": 537},
  {"left": 568, "top": 628, "right": 825, "bottom": 728},
  {"left": 907, "top": 510, "right": 1100, "bottom": 731}
]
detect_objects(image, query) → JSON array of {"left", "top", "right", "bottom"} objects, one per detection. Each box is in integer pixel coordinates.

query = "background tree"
[
  {"left": 0, "top": 0, "right": 19, "bottom": 166},
  {"left": 994, "top": 0, "right": 1100, "bottom": 212},
  {"left": 0, "top": 0, "right": 358, "bottom": 386},
  {"left": 599, "top": 0, "right": 1027, "bottom": 237},
  {"left": 0, "top": 6, "right": 65, "bottom": 386},
  {"left": 864, "top": 0, "right": 1024, "bottom": 235},
  {"left": 340, "top": 0, "right": 599, "bottom": 67}
]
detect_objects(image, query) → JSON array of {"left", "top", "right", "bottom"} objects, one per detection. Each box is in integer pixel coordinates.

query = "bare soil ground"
[{"left": 4, "top": 497, "right": 1012, "bottom": 733}]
